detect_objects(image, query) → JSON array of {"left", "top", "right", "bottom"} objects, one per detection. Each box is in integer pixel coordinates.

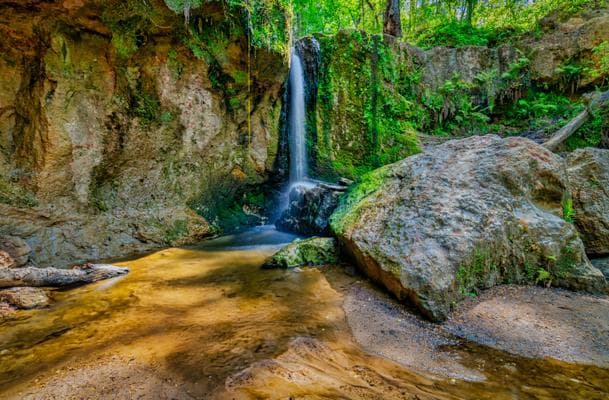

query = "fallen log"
[
  {"left": 543, "top": 90, "right": 609, "bottom": 151},
  {"left": 0, "top": 264, "right": 129, "bottom": 288}
]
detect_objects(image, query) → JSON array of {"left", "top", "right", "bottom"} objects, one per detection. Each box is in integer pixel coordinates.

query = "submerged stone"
[
  {"left": 262, "top": 237, "right": 339, "bottom": 269},
  {"left": 331, "top": 135, "right": 606, "bottom": 322}
]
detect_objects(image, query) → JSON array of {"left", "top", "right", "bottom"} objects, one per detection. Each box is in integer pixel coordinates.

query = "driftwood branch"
[
  {"left": 0, "top": 264, "right": 129, "bottom": 288},
  {"left": 543, "top": 90, "right": 609, "bottom": 151}
]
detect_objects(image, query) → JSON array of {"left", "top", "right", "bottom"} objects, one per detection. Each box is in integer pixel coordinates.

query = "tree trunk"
[
  {"left": 0, "top": 264, "right": 129, "bottom": 288},
  {"left": 543, "top": 89, "right": 609, "bottom": 151},
  {"left": 543, "top": 109, "right": 590, "bottom": 152},
  {"left": 383, "top": 0, "right": 402, "bottom": 37}
]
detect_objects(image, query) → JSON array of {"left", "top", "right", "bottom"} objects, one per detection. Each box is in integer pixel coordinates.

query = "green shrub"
[
  {"left": 415, "top": 21, "right": 495, "bottom": 49},
  {"left": 561, "top": 196, "right": 575, "bottom": 223}
]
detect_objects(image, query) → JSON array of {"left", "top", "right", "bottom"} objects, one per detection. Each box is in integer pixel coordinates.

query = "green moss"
[
  {"left": 456, "top": 247, "right": 498, "bottom": 297},
  {"left": 167, "top": 49, "right": 184, "bottom": 81},
  {"left": 554, "top": 246, "right": 578, "bottom": 279},
  {"left": 160, "top": 111, "right": 175, "bottom": 124},
  {"left": 329, "top": 164, "right": 390, "bottom": 236},
  {"left": 102, "top": 0, "right": 161, "bottom": 59},
  {"left": 263, "top": 237, "right": 339, "bottom": 269},
  {"left": 164, "top": 219, "right": 189, "bottom": 245},
  {"left": 315, "top": 32, "right": 422, "bottom": 179},
  {"left": 0, "top": 177, "right": 38, "bottom": 208},
  {"left": 132, "top": 90, "right": 160, "bottom": 126}
]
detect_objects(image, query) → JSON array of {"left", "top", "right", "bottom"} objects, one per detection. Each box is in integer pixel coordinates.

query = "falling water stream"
[{"left": 288, "top": 49, "right": 308, "bottom": 185}]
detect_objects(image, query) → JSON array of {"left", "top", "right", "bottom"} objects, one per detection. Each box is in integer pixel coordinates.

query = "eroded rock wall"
[{"left": 0, "top": 0, "right": 288, "bottom": 267}]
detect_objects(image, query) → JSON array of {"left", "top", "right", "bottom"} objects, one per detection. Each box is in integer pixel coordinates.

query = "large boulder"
[
  {"left": 330, "top": 135, "right": 606, "bottom": 321},
  {"left": 276, "top": 183, "right": 344, "bottom": 235},
  {"left": 262, "top": 237, "right": 339, "bottom": 269},
  {"left": 566, "top": 148, "right": 609, "bottom": 256}
]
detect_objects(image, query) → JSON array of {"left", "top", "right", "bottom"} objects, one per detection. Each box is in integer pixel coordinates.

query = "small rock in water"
[
  {"left": 0, "top": 287, "right": 51, "bottom": 309},
  {"left": 263, "top": 237, "right": 339, "bottom": 269}
]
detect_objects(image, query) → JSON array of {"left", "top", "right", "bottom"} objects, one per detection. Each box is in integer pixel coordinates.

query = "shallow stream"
[{"left": 0, "top": 226, "right": 607, "bottom": 399}]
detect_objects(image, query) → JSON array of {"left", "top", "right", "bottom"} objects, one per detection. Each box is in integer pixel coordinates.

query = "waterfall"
[{"left": 287, "top": 49, "right": 308, "bottom": 184}]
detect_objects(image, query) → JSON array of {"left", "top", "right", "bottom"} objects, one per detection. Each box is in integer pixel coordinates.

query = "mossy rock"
[{"left": 262, "top": 237, "right": 339, "bottom": 269}]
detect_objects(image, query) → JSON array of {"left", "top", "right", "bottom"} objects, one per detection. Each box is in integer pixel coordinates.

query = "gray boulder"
[
  {"left": 566, "top": 148, "right": 609, "bottom": 256},
  {"left": 591, "top": 257, "right": 609, "bottom": 280},
  {"left": 331, "top": 135, "right": 606, "bottom": 322},
  {"left": 276, "top": 183, "right": 343, "bottom": 235},
  {"left": 0, "top": 235, "right": 30, "bottom": 267}
]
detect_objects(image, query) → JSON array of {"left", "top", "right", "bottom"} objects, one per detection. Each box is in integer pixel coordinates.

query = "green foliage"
[
  {"left": 562, "top": 196, "right": 575, "bottom": 223},
  {"left": 423, "top": 75, "right": 490, "bottom": 135},
  {"left": 163, "top": 0, "right": 203, "bottom": 14},
  {"left": 565, "top": 105, "right": 608, "bottom": 150},
  {"left": 555, "top": 62, "right": 585, "bottom": 94},
  {"left": 511, "top": 93, "right": 570, "bottom": 120},
  {"left": 591, "top": 41, "right": 609, "bottom": 86},
  {"left": 102, "top": 0, "right": 162, "bottom": 58},
  {"left": 415, "top": 21, "right": 494, "bottom": 49},
  {"left": 503, "top": 91, "right": 583, "bottom": 134},
  {"left": 167, "top": 49, "right": 184, "bottom": 81}
]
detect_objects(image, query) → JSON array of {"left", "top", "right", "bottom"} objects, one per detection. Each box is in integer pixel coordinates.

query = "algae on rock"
[{"left": 263, "top": 237, "right": 339, "bottom": 269}]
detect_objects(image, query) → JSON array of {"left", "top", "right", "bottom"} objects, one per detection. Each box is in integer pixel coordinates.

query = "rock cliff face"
[{"left": 0, "top": 0, "right": 288, "bottom": 267}]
